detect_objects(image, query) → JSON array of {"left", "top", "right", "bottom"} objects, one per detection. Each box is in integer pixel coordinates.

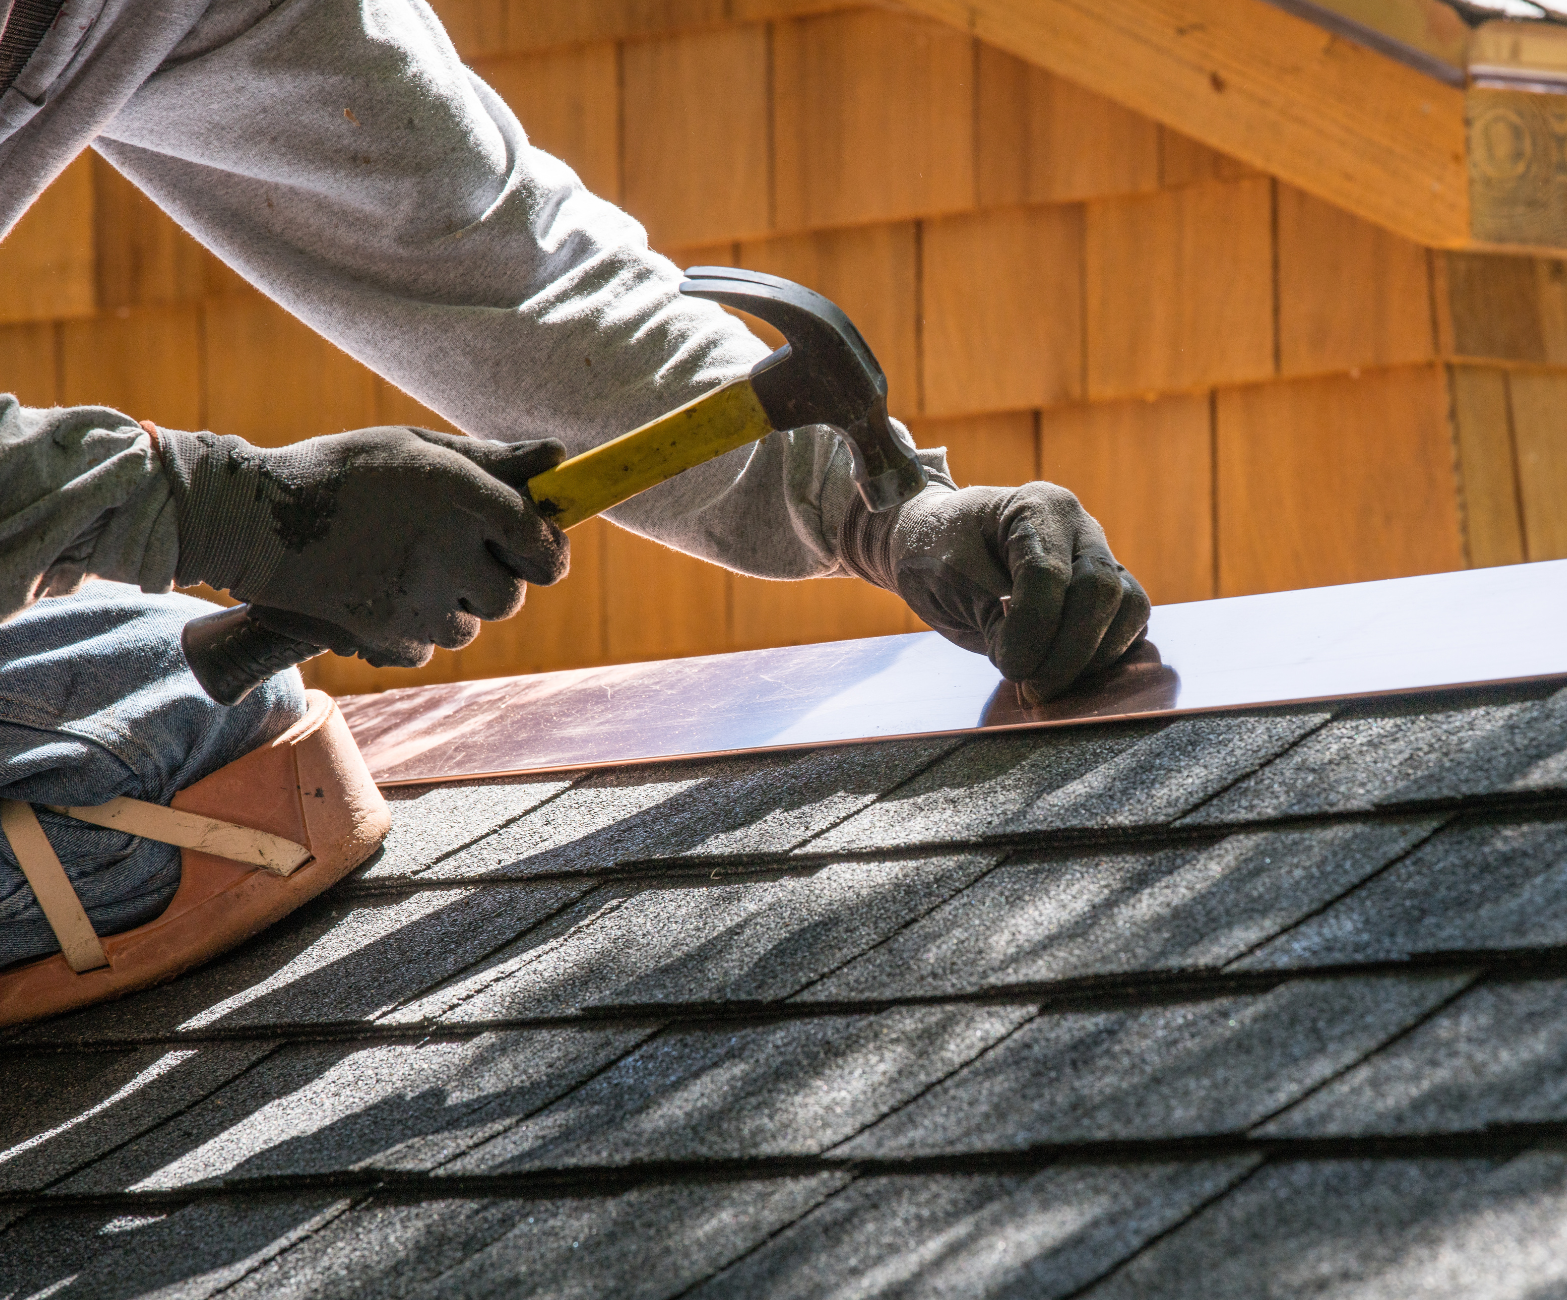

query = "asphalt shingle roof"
[{"left": 5, "top": 675, "right": 1567, "bottom": 1295}]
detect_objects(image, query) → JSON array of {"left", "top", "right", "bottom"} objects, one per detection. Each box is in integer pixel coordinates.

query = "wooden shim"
[
  {"left": 1215, "top": 366, "right": 1462, "bottom": 596},
  {"left": 1507, "top": 368, "right": 1567, "bottom": 562},
  {"left": 923, "top": 205, "right": 1085, "bottom": 417},
  {"left": 1086, "top": 179, "right": 1274, "bottom": 399},
  {"left": 1448, "top": 364, "right": 1526, "bottom": 570},
  {"left": 1276, "top": 182, "right": 1435, "bottom": 377},
  {"left": 774, "top": 10, "right": 975, "bottom": 233},
  {"left": 1040, "top": 394, "right": 1215, "bottom": 605},
  {"left": 622, "top": 26, "right": 771, "bottom": 245}
]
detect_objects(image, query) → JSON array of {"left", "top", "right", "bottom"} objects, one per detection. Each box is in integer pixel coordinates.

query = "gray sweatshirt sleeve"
[
  {"left": 0, "top": 396, "right": 179, "bottom": 621},
  {"left": 87, "top": 0, "right": 951, "bottom": 582}
]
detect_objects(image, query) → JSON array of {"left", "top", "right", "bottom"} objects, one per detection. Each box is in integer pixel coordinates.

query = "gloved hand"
[
  {"left": 157, "top": 425, "right": 569, "bottom": 668},
  {"left": 840, "top": 482, "right": 1150, "bottom": 703}
]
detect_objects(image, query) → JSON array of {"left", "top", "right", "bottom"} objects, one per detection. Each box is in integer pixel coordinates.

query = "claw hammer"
[{"left": 182, "top": 268, "right": 929, "bottom": 704}]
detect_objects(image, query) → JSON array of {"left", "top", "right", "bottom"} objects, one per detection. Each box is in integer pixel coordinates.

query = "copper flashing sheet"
[{"left": 341, "top": 560, "right": 1567, "bottom": 787}]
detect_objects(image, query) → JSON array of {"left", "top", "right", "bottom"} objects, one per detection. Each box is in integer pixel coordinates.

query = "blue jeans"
[{"left": 0, "top": 583, "right": 306, "bottom": 967}]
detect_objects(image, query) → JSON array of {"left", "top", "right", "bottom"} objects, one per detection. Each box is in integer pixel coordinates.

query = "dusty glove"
[
  {"left": 157, "top": 426, "right": 568, "bottom": 667},
  {"left": 840, "top": 481, "right": 1150, "bottom": 703}
]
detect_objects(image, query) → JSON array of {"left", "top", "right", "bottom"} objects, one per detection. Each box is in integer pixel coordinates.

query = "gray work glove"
[
  {"left": 840, "top": 482, "right": 1151, "bottom": 703},
  {"left": 157, "top": 425, "right": 568, "bottom": 668}
]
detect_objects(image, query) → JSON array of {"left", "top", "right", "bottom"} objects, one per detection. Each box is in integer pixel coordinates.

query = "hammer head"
[{"left": 680, "top": 267, "right": 927, "bottom": 513}]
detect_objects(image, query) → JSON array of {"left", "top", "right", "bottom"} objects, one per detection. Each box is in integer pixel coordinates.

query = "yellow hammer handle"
[{"left": 526, "top": 377, "right": 774, "bottom": 530}]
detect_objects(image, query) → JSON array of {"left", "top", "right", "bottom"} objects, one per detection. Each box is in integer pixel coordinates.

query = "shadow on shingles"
[
  {"left": 690, "top": 1160, "right": 1259, "bottom": 1300},
  {"left": 0, "top": 1197, "right": 348, "bottom": 1300},
  {"left": 429, "top": 740, "right": 960, "bottom": 880},
  {"left": 800, "top": 818, "right": 1445, "bottom": 1005},
  {"left": 28, "top": 879, "right": 589, "bottom": 1041},
  {"left": 1080, "top": 1151, "right": 1567, "bottom": 1298},
  {"left": 391, "top": 853, "right": 1008, "bottom": 1025},
  {"left": 66, "top": 1026, "right": 641, "bottom": 1191},
  {"left": 0, "top": 1042, "right": 272, "bottom": 1193}
]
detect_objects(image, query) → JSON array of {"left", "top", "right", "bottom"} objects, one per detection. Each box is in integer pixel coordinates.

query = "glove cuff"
[
  {"left": 158, "top": 429, "right": 289, "bottom": 595},
  {"left": 837, "top": 493, "right": 901, "bottom": 592}
]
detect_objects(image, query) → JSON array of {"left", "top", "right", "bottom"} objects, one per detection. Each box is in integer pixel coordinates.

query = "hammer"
[{"left": 182, "top": 267, "right": 929, "bottom": 704}]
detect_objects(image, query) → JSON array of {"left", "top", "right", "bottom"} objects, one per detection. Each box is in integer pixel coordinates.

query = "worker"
[{"left": 0, "top": 0, "right": 1150, "bottom": 966}]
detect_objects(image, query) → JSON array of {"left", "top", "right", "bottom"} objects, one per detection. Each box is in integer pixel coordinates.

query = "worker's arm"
[
  {"left": 89, "top": 0, "right": 867, "bottom": 581},
  {"left": 0, "top": 397, "right": 569, "bottom": 666},
  {"left": 77, "top": 0, "right": 1143, "bottom": 694},
  {"left": 0, "top": 398, "right": 178, "bottom": 621}
]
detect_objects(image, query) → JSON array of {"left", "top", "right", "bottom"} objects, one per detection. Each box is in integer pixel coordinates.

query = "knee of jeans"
[{"left": 0, "top": 583, "right": 308, "bottom": 804}]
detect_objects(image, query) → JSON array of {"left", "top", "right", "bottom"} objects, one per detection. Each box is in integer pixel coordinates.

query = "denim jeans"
[{"left": 0, "top": 582, "right": 306, "bottom": 967}]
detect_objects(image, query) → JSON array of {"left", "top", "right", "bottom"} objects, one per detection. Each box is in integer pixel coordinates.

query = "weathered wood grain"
[
  {"left": 1448, "top": 365, "right": 1526, "bottom": 569},
  {"left": 924, "top": 205, "right": 1085, "bottom": 417},
  {"left": 1216, "top": 366, "right": 1462, "bottom": 595},
  {"left": 1086, "top": 179, "right": 1275, "bottom": 398},
  {"left": 1040, "top": 393, "right": 1215, "bottom": 605}
]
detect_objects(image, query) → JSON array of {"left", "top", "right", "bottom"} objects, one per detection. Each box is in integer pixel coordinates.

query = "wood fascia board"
[
  {"left": 1261, "top": 0, "right": 1469, "bottom": 84},
  {"left": 896, "top": 0, "right": 1471, "bottom": 249}
]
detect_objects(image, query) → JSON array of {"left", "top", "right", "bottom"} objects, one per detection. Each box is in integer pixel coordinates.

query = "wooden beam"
[
  {"left": 1261, "top": 0, "right": 1468, "bottom": 83},
  {"left": 896, "top": 0, "right": 1472, "bottom": 249}
]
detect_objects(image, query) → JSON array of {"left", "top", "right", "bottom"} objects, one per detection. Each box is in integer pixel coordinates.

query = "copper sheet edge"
[{"left": 340, "top": 560, "right": 1567, "bottom": 787}]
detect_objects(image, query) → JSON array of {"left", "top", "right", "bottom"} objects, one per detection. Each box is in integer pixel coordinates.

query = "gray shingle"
[
  {"left": 1238, "top": 816, "right": 1567, "bottom": 970},
  {"left": 803, "top": 727, "right": 1162, "bottom": 853},
  {"left": 801, "top": 820, "right": 1440, "bottom": 1002},
  {"left": 0, "top": 1196, "right": 352, "bottom": 1300},
  {"left": 360, "top": 774, "right": 579, "bottom": 881},
  {"left": 1083, "top": 1152, "right": 1567, "bottom": 1299},
  {"left": 58, "top": 1026, "right": 652, "bottom": 1193},
  {"left": 221, "top": 1180, "right": 848, "bottom": 1300},
  {"left": 222, "top": 1197, "right": 536, "bottom": 1300},
  {"left": 0, "top": 1042, "right": 272, "bottom": 1192},
  {"left": 23, "top": 882, "right": 590, "bottom": 1043},
  {"left": 691, "top": 1161, "right": 1261, "bottom": 1300},
  {"left": 1179, "top": 685, "right": 1563, "bottom": 825},
  {"left": 420, "top": 739, "right": 959, "bottom": 881},
  {"left": 1383, "top": 685, "right": 1567, "bottom": 804},
  {"left": 446, "top": 1006, "right": 1035, "bottom": 1172},
  {"left": 807, "top": 711, "right": 1323, "bottom": 852},
  {"left": 1001, "top": 710, "right": 1332, "bottom": 833},
  {"left": 841, "top": 974, "right": 1470, "bottom": 1157},
  {"left": 1261, "top": 977, "right": 1567, "bottom": 1138},
  {"left": 419, "top": 1179, "right": 848, "bottom": 1300},
  {"left": 396, "top": 853, "right": 998, "bottom": 1024}
]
